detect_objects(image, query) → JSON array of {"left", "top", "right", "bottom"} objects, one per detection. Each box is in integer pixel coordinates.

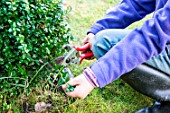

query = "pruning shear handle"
[{"left": 73, "top": 43, "right": 94, "bottom": 64}]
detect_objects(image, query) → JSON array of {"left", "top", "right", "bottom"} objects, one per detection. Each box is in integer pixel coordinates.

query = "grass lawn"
[{"left": 2, "top": 0, "right": 154, "bottom": 113}]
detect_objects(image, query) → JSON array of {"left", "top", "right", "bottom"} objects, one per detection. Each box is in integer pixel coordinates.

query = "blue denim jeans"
[{"left": 92, "top": 29, "right": 170, "bottom": 75}]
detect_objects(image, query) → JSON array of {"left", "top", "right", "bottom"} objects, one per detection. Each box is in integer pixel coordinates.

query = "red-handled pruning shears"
[{"left": 60, "top": 43, "right": 93, "bottom": 66}]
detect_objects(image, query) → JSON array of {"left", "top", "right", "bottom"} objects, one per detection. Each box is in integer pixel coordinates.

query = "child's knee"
[{"left": 92, "top": 31, "right": 112, "bottom": 59}]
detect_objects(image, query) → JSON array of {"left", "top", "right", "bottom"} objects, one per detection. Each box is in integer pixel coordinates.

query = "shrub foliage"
[{"left": 0, "top": 0, "right": 71, "bottom": 95}]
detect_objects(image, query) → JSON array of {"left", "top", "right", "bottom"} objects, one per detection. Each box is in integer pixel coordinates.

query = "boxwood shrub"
[{"left": 0, "top": 0, "right": 72, "bottom": 96}]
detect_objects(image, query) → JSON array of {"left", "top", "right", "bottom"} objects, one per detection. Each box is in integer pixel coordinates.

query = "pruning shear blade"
[{"left": 61, "top": 48, "right": 80, "bottom": 66}]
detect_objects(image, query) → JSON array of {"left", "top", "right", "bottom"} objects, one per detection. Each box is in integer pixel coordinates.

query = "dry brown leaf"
[
  {"left": 34, "top": 102, "right": 46, "bottom": 113},
  {"left": 7, "top": 110, "right": 13, "bottom": 113}
]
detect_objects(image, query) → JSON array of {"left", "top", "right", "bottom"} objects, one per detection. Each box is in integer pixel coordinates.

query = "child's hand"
[
  {"left": 82, "top": 33, "right": 95, "bottom": 50},
  {"left": 62, "top": 74, "right": 94, "bottom": 99},
  {"left": 80, "top": 33, "right": 95, "bottom": 60}
]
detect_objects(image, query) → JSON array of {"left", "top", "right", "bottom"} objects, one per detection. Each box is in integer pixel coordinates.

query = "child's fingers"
[
  {"left": 66, "top": 86, "right": 85, "bottom": 99},
  {"left": 62, "top": 76, "right": 80, "bottom": 90}
]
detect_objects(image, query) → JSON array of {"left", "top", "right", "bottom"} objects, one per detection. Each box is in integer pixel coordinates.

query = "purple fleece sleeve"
[
  {"left": 88, "top": 0, "right": 155, "bottom": 35},
  {"left": 90, "top": 0, "right": 170, "bottom": 88}
]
